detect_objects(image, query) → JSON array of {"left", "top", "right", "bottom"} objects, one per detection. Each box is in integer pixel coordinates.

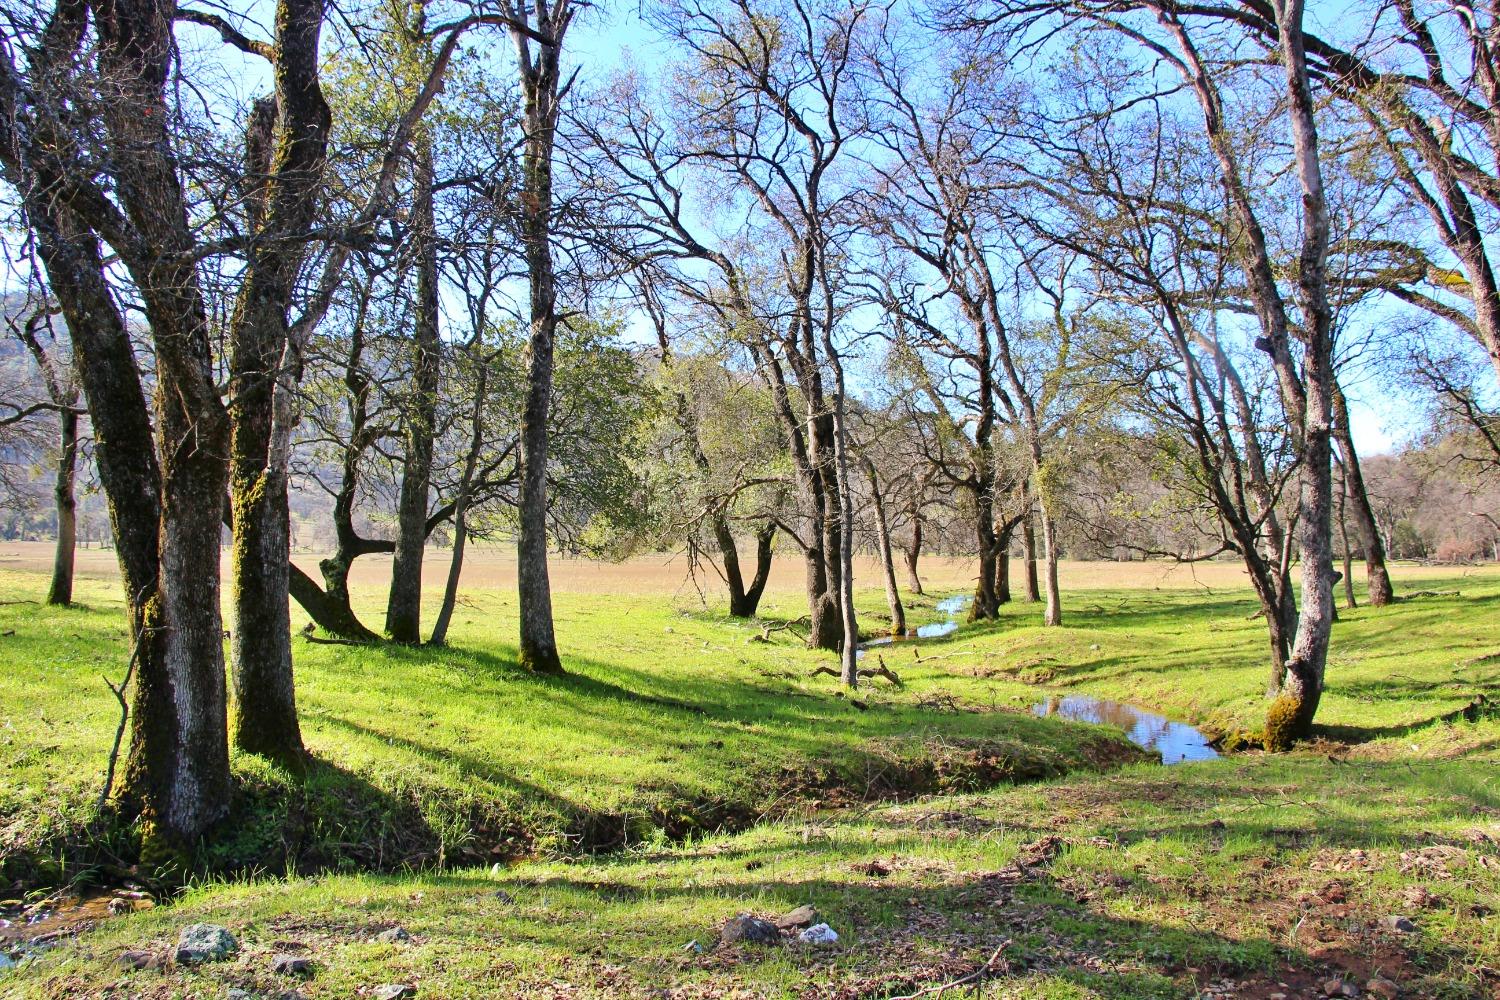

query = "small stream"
[
  {"left": 1032, "top": 695, "right": 1218, "bottom": 763},
  {"left": 857, "top": 593, "right": 1218, "bottom": 765}
]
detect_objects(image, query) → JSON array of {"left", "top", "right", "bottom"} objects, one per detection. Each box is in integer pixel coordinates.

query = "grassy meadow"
[{"left": 0, "top": 544, "right": 1497, "bottom": 998}]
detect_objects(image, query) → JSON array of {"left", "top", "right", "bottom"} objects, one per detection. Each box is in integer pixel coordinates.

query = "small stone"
[
  {"left": 719, "top": 913, "right": 780, "bottom": 945},
  {"left": 492, "top": 890, "right": 515, "bottom": 904},
  {"left": 373, "top": 986, "right": 417, "bottom": 1000},
  {"left": 1365, "top": 978, "right": 1400, "bottom": 999},
  {"left": 271, "top": 953, "right": 312, "bottom": 976},
  {"left": 773, "top": 904, "right": 818, "bottom": 930},
  {"left": 1324, "top": 978, "right": 1347, "bottom": 997},
  {"left": 1340, "top": 984, "right": 1362, "bottom": 998},
  {"left": 797, "top": 923, "right": 839, "bottom": 945},
  {"left": 374, "top": 926, "right": 411, "bottom": 944},
  {"left": 175, "top": 923, "right": 237, "bottom": 964},
  {"left": 1382, "top": 915, "right": 1418, "bottom": 933}
]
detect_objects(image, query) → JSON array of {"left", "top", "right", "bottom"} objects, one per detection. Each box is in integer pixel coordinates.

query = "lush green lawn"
[{"left": 2, "top": 559, "right": 1497, "bottom": 997}]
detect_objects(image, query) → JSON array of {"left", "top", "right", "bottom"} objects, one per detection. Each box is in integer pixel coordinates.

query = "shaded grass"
[{"left": 5, "top": 754, "right": 1497, "bottom": 998}]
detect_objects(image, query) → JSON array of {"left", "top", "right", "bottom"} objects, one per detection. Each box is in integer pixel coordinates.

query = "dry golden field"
[{"left": 0, "top": 539, "right": 1480, "bottom": 598}]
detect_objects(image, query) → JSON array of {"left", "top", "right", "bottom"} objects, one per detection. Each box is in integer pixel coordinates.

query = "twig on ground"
[{"left": 888, "top": 939, "right": 1012, "bottom": 999}]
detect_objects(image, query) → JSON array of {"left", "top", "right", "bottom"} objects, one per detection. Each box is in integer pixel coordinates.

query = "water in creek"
[
  {"left": 860, "top": 593, "right": 971, "bottom": 653},
  {"left": 1032, "top": 695, "right": 1219, "bottom": 764},
  {"left": 0, "top": 891, "right": 152, "bottom": 972}
]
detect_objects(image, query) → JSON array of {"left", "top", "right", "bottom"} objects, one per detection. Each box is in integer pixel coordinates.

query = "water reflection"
[
  {"left": 860, "top": 594, "right": 971, "bottom": 653},
  {"left": 1032, "top": 695, "right": 1218, "bottom": 764}
]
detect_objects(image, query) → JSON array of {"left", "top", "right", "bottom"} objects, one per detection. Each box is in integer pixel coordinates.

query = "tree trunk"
[
  {"left": 1022, "top": 510, "right": 1040, "bottom": 603},
  {"left": 723, "top": 522, "right": 776, "bottom": 618},
  {"left": 903, "top": 511, "right": 923, "bottom": 595},
  {"left": 386, "top": 139, "right": 441, "bottom": 645},
  {"left": 225, "top": 0, "right": 332, "bottom": 760},
  {"left": 744, "top": 522, "right": 775, "bottom": 614},
  {"left": 863, "top": 457, "right": 906, "bottom": 636},
  {"left": 515, "top": 26, "right": 566, "bottom": 674},
  {"left": 431, "top": 357, "right": 487, "bottom": 647},
  {"left": 715, "top": 517, "right": 752, "bottom": 617},
  {"left": 1336, "top": 461, "right": 1356, "bottom": 610},
  {"left": 996, "top": 545, "right": 1011, "bottom": 604},
  {"left": 1332, "top": 388, "right": 1393, "bottom": 606},
  {"left": 46, "top": 408, "right": 77, "bottom": 606},
  {"left": 1039, "top": 506, "right": 1062, "bottom": 627},
  {"left": 969, "top": 482, "right": 1000, "bottom": 621},
  {"left": 1264, "top": 0, "right": 1337, "bottom": 751}
]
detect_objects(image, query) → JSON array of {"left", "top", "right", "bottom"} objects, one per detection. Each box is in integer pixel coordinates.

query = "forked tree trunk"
[
  {"left": 46, "top": 408, "right": 77, "bottom": 606},
  {"left": 723, "top": 522, "right": 776, "bottom": 618},
  {"left": 387, "top": 139, "right": 441, "bottom": 645}
]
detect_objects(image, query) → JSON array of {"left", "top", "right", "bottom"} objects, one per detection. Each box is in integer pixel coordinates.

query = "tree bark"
[
  {"left": 512, "top": 8, "right": 570, "bottom": 674},
  {"left": 969, "top": 481, "right": 1000, "bottom": 621},
  {"left": 1039, "top": 506, "right": 1062, "bottom": 626},
  {"left": 386, "top": 137, "right": 442, "bottom": 645},
  {"left": 1336, "top": 461, "right": 1356, "bottom": 610},
  {"left": 225, "top": 0, "right": 331, "bottom": 762}
]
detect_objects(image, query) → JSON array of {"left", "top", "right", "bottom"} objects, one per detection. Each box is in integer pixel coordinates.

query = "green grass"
[
  {"left": 0, "top": 569, "right": 1142, "bottom": 882},
  {"left": 2, "top": 560, "right": 1498, "bottom": 998},
  {"left": 5, "top": 755, "right": 1497, "bottom": 998}
]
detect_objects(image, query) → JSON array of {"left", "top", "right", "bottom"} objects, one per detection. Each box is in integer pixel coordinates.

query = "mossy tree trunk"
[{"left": 225, "top": 3, "right": 330, "bottom": 763}]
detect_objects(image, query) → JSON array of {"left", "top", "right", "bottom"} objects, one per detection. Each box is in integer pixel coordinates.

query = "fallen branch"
[
  {"left": 808, "top": 665, "right": 840, "bottom": 679},
  {"left": 889, "top": 939, "right": 1012, "bottom": 999},
  {"left": 759, "top": 615, "right": 810, "bottom": 642},
  {"left": 856, "top": 656, "right": 904, "bottom": 686}
]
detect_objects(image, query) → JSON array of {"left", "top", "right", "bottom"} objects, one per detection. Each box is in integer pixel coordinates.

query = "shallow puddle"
[{"left": 1031, "top": 695, "right": 1218, "bottom": 763}]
